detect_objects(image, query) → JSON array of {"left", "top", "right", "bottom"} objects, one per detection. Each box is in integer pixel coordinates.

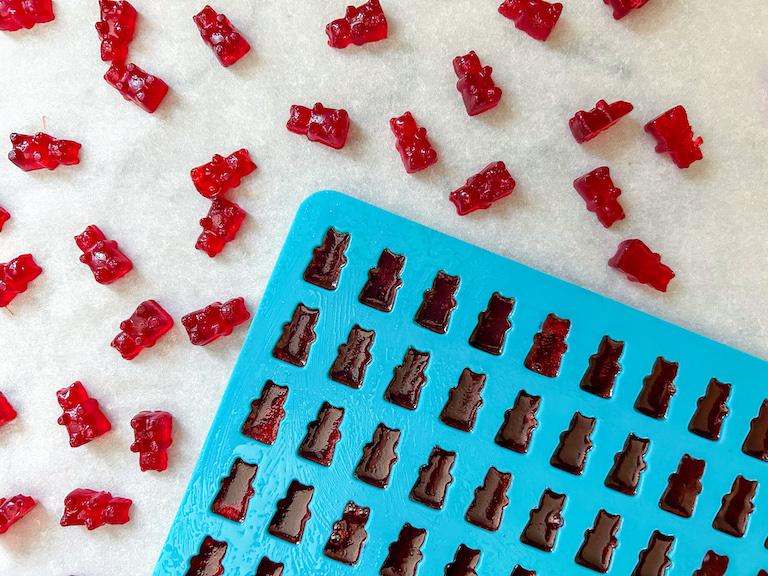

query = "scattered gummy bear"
[
  {"left": 181, "top": 297, "right": 250, "bottom": 345},
  {"left": 645, "top": 105, "right": 703, "bottom": 169},
  {"left": 111, "top": 299, "right": 174, "bottom": 360},
  {"left": 326, "top": 0, "right": 387, "bottom": 49},
  {"left": 190, "top": 148, "right": 256, "bottom": 199},
  {"left": 573, "top": 166, "right": 625, "bottom": 228},
  {"left": 75, "top": 225, "right": 133, "bottom": 285},
  {"left": 0, "top": 254, "right": 42, "bottom": 307},
  {"left": 453, "top": 51, "right": 502, "bottom": 117},
  {"left": 0, "top": 0, "right": 54, "bottom": 31},
  {"left": 56, "top": 382, "right": 112, "bottom": 447},
  {"left": 609, "top": 239, "right": 675, "bottom": 292},
  {"left": 498, "top": 0, "right": 563, "bottom": 42},
  {"left": 569, "top": 100, "right": 633, "bottom": 143},
  {"left": 193, "top": 5, "right": 250, "bottom": 67},
  {"left": 196, "top": 197, "right": 247, "bottom": 257},
  {"left": 8, "top": 132, "right": 81, "bottom": 172},
  {"left": 60, "top": 489, "right": 132, "bottom": 530},
  {"left": 95, "top": 0, "right": 137, "bottom": 63},
  {"left": 603, "top": 0, "right": 651, "bottom": 19},
  {"left": 0, "top": 495, "right": 35, "bottom": 535},
  {"left": 390, "top": 112, "right": 437, "bottom": 174},
  {"left": 0, "top": 206, "right": 9, "bottom": 232},
  {"left": 287, "top": 103, "right": 350, "bottom": 150},
  {"left": 0, "top": 392, "right": 17, "bottom": 428},
  {"left": 130, "top": 411, "right": 173, "bottom": 472},
  {"left": 450, "top": 161, "right": 515, "bottom": 215},
  {"left": 104, "top": 62, "right": 169, "bottom": 113}
]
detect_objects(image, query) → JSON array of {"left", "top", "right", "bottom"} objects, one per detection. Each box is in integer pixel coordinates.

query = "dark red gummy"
[
  {"left": 573, "top": 167, "right": 625, "bottom": 228},
  {"left": 453, "top": 51, "right": 502, "bottom": 117},
  {"left": 551, "top": 412, "right": 595, "bottom": 475},
  {"left": 520, "top": 488, "right": 566, "bottom": 552},
  {"left": 689, "top": 379, "right": 730, "bottom": 441},
  {"left": 414, "top": 271, "right": 459, "bottom": 334},
  {"left": 440, "top": 368, "right": 486, "bottom": 432},
  {"left": 329, "top": 325, "right": 375, "bottom": 388},
  {"left": 511, "top": 568, "right": 536, "bottom": 576},
  {"left": 659, "top": 454, "right": 705, "bottom": 518},
  {"left": 498, "top": 0, "right": 562, "bottom": 41},
  {"left": 635, "top": 357, "right": 678, "bottom": 418},
  {"left": 581, "top": 336, "right": 624, "bottom": 398},
  {"left": 390, "top": 112, "right": 438, "bottom": 174},
  {"left": 576, "top": 510, "right": 621, "bottom": 573},
  {"left": 466, "top": 467, "right": 512, "bottom": 531},
  {"left": 469, "top": 292, "right": 514, "bottom": 355},
  {"left": 298, "top": 402, "right": 344, "bottom": 466},
  {"left": 104, "top": 63, "right": 169, "bottom": 113},
  {"left": 450, "top": 161, "right": 516, "bottom": 216},
  {"left": 182, "top": 297, "right": 250, "bottom": 345},
  {"left": 211, "top": 457, "right": 258, "bottom": 522},
  {"left": 75, "top": 225, "right": 133, "bottom": 285},
  {"left": 359, "top": 249, "right": 405, "bottom": 312},
  {"left": 242, "top": 381, "right": 288, "bottom": 444},
  {"left": 272, "top": 303, "right": 319, "bottom": 367},
  {"left": 445, "top": 545, "right": 480, "bottom": 576},
  {"left": 268, "top": 480, "right": 314, "bottom": 544},
  {"left": 384, "top": 347, "right": 430, "bottom": 410},
  {"left": 605, "top": 433, "right": 649, "bottom": 496},
  {"left": 380, "top": 524, "right": 426, "bottom": 576},
  {"left": 324, "top": 502, "right": 370, "bottom": 565},
  {"left": 60, "top": 488, "right": 131, "bottom": 530},
  {"left": 603, "top": 0, "right": 651, "bottom": 19},
  {"left": 95, "top": 0, "right": 137, "bottom": 63},
  {"left": 326, "top": 0, "right": 387, "bottom": 48},
  {"left": 569, "top": 100, "right": 633, "bottom": 144},
  {"left": 610, "top": 239, "right": 675, "bottom": 292},
  {"left": 304, "top": 227, "right": 351, "bottom": 290},
  {"left": 111, "top": 299, "right": 174, "bottom": 360},
  {"left": 0, "top": 0, "right": 54, "bottom": 31},
  {"left": 0, "top": 392, "right": 17, "bottom": 427},
  {"left": 193, "top": 5, "right": 250, "bottom": 67},
  {"left": 631, "top": 531, "right": 673, "bottom": 576},
  {"left": 0, "top": 254, "right": 42, "bottom": 307},
  {"left": 8, "top": 132, "right": 81, "bottom": 172},
  {"left": 196, "top": 197, "right": 247, "bottom": 257},
  {"left": 186, "top": 536, "right": 227, "bottom": 576},
  {"left": 0, "top": 206, "right": 9, "bottom": 232},
  {"left": 130, "top": 410, "right": 173, "bottom": 472},
  {"left": 410, "top": 446, "right": 455, "bottom": 509},
  {"left": 0, "top": 495, "right": 35, "bottom": 535},
  {"left": 525, "top": 313, "right": 570, "bottom": 377},
  {"left": 743, "top": 399, "right": 768, "bottom": 461},
  {"left": 693, "top": 551, "right": 729, "bottom": 576},
  {"left": 645, "top": 105, "right": 703, "bottom": 169},
  {"left": 287, "top": 103, "right": 350, "bottom": 150},
  {"left": 255, "top": 557, "right": 284, "bottom": 576},
  {"left": 355, "top": 423, "right": 400, "bottom": 488},
  {"left": 56, "top": 381, "right": 111, "bottom": 448},
  {"left": 713, "top": 475, "right": 757, "bottom": 538},
  {"left": 496, "top": 390, "right": 541, "bottom": 453},
  {"left": 191, "top": 148, "right": 256, "bottom": 199}
]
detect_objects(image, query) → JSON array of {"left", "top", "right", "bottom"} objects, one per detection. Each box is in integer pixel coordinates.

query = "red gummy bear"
[
  {"left": 573, "top": 166, "right": 625, "bottom": 228},
  {"left": 609, "top": 239, "right": 675, "bottom": 292},
  {"left": 8, "top": 132, "right": 81, "bottom": 172},
  {"left": 450, "top": 161, "right": 516, "bottom": 216},
  {"left": 326, "top": 0, "right": 387, "bottom": 49},
  {"left": 287, "top": 103, "right": 350, "bottom": 150},
  {"left": 95, "top": 0, "right": 137, "bottom": 63},
  {"left": 181, "top": 297, "right": 250, "bottom": 346},
  {"left": 0, "top": 254, "right": 42, "bottom": 307},
  {"left": 453, "top": 51, "right": 502, "bottom": 117},
  {"left": 56, "top": 381, "right": 112, "bottom": 448},
  {"left": 0, "top": 392, "right": 17, "bottom": 428},
  {"left": 390, "top": 112, "right": 437, "bottom": 174},
  {"left": 75, "top": 225, "right": 133, "bottom": 285},
  {"left": 111, "top": 300, "right": 174, "bottom": 360},
  {"left": 0, "top": 206, "right": 9, "bottom": 232},
  {"left": 0, "top": 0, "right": 54, "bottom": 31},
  {"left": 190, "top": 149, "right": 256, "bottom": 199},
  {"left": 130, "top": 411, "right": 173, "bottom": 472},
  {"left": 603, "top": 0, "right": 651, "bottom": 19},
  {"left": 60, "top": 489, "right": 131, "bottom": 530},
  {"left": 498, "top": 0, "right": 562, "bottom": 42},
  {"left": 645, "top": 105, "right": 703, "bottom": 169},
  {"left": 196, "top": 197, "right": 247, "bottom": 257},
  {"left": 569, "top": 99, "right": 633, "bottom": 144},
  {"left": 193, "top": 5, "right": 250, "bottom": 67},
  {"left": 104, "top": 62, "right": 169, "bottom": 113},
  {"left": 0, "top": 495, "right": 35, "bottom": 535}
]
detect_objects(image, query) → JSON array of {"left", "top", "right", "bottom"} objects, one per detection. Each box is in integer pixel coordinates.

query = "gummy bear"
[
  {"left": 380, "top": 524, "right": 426, "bottom": 576},
  {"left": 0, "top": 0, "right": 54, "bottom": 31},
  {"left": 272, "top": 303, "right": 319, "bottom": 367},
  {"left": 498, "top": 0, "right": 563, "bottom": 42},
  {"left": 8, "top": 132, "right": 81, "bottom": 171},
  {"left": 268, "top": 480, "right": 314, "bottom": 544},
  {"left": 659, "top": 454, "right": 705, "bottom": 518},
  {"left": 469, "top": 292, "right": 515, "bottom": 355},
  {"left": 550, "top": 412, "right": 595, "bottom": 475},
  {"left": 182, "top": 297, "right": 250, "bottom": 345},
  {"left": 440, "top": 368, "right": 486, "bottom": 432},
  {"left": 359, "top": 249, "right": 405, "bottom": 312},
  {"left": 287, "top": 103, "right": 350, "bottom": 150},
  {"left": 193, "top": 6, "right": 250, "bottom": 67},
  {"left": 384, "top": 347, "right": 430, "bottom": 410},
  {"left": 0, "top": 392, "right": 17, "bottom": 427},
  {"left": 410, "top": 446, "right": 455, "bottom": 509},
  {"left": 130, "top": 410, "right": 173, "bottom": 472},
  {"left": 569, "top": 100, "right": 633, "bottom": 144},
  {"left": 609, "top": 239, "right": 675, "bottom": 292},
  {"left": 743, "top": 400, "right": 768, "bottom": 461},
  {"left": 104, "top": 62, "right": 169, "bottom": 113},
  {"left": 191, "top": 148, "right": 257, "bottom": 199},
  {"left": 304, "top": 227, "right": 351, "bottom": 290},
  {"left": 520, "top": 488, "right": 566, "bottom": 552},
  {"left": 60, "top": 489, "right": 131, "bottom": 530},
  {"left": 524, "top": 313, "right": 570, "bottom": 378},
  {"left": 0, "top": 206, "right": 9, "bottom": 232},
  {"left": 211, "top": 458, "right": 258, "bottom": 522},
  {"left": 329, "top": 325, "right": 375, "bottom": 389},
  {"left": 75, "top": 225, "right": 133, "bottom": 285},
  {"left": 111, "top": 300, "right": 174, "bottom": 360},
  {"left": 56, "top": 381, "right": 112, "bottom": 447},
  {"left": 298, "top": 402, "right": 344, "bottom": 466},
  {"left": 575, "top": 510, "right": 621, "bottom": 573},
  {"left": 632, "top": 531, "right": 673, "bottom": 576},
  {"left": 604, "top": 433, "right": 649, "bottom": 496},
  {"left": 689, "top": 379, "right": 730, "bottom": 441},
  {"left": 326, "top": 0, "right": 387, "bottom": 49},
  {"left": 187, "top": 536, "right": 227, "bottom": 576},
  {"left": 713, "top": 475, "right": 757, "bottom": 538},
  {"left": 573, "top": 167, "right": 625, "bottom": 228},
  {"left": 450, "top": 161, "right": 516, "bottom": 216},
  {"left": 603, "top": 0, "right": 651, "bottom": 19},
  {"left": 0, "top": 254, "right": 42, "bottom": 307},
  {"left": 196, "top": 198, "right": 247, "bottom": 258},
  {"left": 693, "top": 551, "right": 729, "bottom": 576},
  {"left": 444, "top": 545, "right": 481, "bottom": 576},
  {"left": 95, "top": 0, "right": 137, "bottom": 63},
  {"left": 0, "top": 495, "right": 35, "bottom": 535},
  {"left": 645, "top": 105, "right": 703, "bottom": 168},
  {"left": 496, "top": 390, "right": 541, "bottom": 454},
  {"left": 255, "top": 557, "right": 284, "bottom": 576},
  {"left": 390, "top": 112, "right": 437, "bottom": 174},
  {"left": 354, "top": 423, "right": 400, "bottom": 488},
  {"left": 241, "top": 380, "right": 289, "bottom": 445},
  {"left": 453, "top": 51, "right": 502, "bottom": 116},
  {"left": 324, "top": 502, "right": 370, "bottom": 565},
  {"left": 414, "top": 271, "right": 459, "bottom": 334},
  {"left": 465, "top": 467, "right": 512, "bottom": 531}
]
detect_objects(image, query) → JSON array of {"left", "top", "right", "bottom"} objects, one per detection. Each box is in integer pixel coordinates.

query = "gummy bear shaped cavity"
[
  {"left": 95, "top": 0, "right": 137, "bottom": 63},
  {"left": 0, "top": 495, "right": 35, "bottom": 535},
  {"left": 453, "top": 51, "right": 502, "bottom": 116},
  {"left": 190, "top": 148, "right": 256, "bottom": 199},
  {"left": 326, "top": 0, "right": 387, "bottom": 49},
  {"left": 111, "top": 299, "right": 174, "bottom": 360},
  {"left": 130, "top": 411, "right": 173, "bottom": 471},
  {"left": 75, "top": 225, "right": 133, "bottom": 285},
  {"left": 0, "top": 254, "right": 42, "bottom": 307},
  {"left": 196, "top": 198, "right": 247, "bottom": 257},
  {"left": 569, "top": 100, "right": 633, "bottom": 144},
  {"left": 644, "top": 105, "right": 703, "bottom": 169},
  {"left": 193, "top": 5, "right": 250, "bottom": 67},
  {"left": 603, "top": 0, "right": 651, "bottom": 19},
  {"left": 498, "top": 0, "right": 562, "bottom": 41},
  {"left": 0, "top": 0, "right": 54, "bottom": 31},
  {"left": 287, "top": 103, "right": 350, "bottom": 149},
  {"left": 609, "top": 239, "right": 675, "bottom": 292},
  {"left": 104, "top": 62, "right": 169, "bottom": 113},
  {"left": 60, "top": 489, "right": 131, "bottom": 530},
  {"left": 8, "top": 132, "right": 81, "bottom": 171},
  {"left": 450, "top": 161, "right": 515, "bottom": 215},
  {"left": 181, "top": 297, "right": 250, "bottom": 345},
  {"left": 390, "top": 112, "right": 437, "bottom": 174},
  {"left": 56, "top": 381, "right": 112, "bottom": 447}
]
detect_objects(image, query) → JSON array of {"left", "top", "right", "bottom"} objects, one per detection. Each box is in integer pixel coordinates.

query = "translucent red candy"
[
  {"left": 604, "top": 0, "right": 651, "bottom": 20},
  {"left": 609, "top": 239, "right": 675, "bottom": 292},
  {"left": 524, "top": 313, "right": 570, "bottom": 378},
  {"left": 75, "top": 225, "right": 133, "bottom": 285},
  {"left": 390, "top": 112, "right": 437, "bottom": 174},
  {"left": 0, "top": 495, "right": 35, "bottom": 535},
  {"left": 573, "top": 167, "right": 625, "bottom": 228},
  {"left": 450, "top": 161, "right": 516, "bottom": 216},
  {"left": 0, "top": 392, "right": 17, "bottom": 427},
  {"left": 645, "top": 105, "right": 703, "bottom": 169},
  {"left": 104, "top": 63, "right": 169, "bottom": 113},
  {"left": 0, "top": 254, "right": 42, "bottom": 307},
  {"left": 569, "top": 100, "right": 633, "bottom": 144},
  {"left": 95, "top": 0, "right": 137, "bottom": 63},
  {"left": 453, "top": 51, "right": 502, "bottom": 117},
  {"left": 111, "top": 299, "right": 174, "bottom": 360},
  {"left": 193, "top": 5, "right": 250, "bottom": 67},
  {"left": 60, "top": 488, "right": 131, "bottom": 530},
  {"left": 0, "top": 0, "right": 54, "bottom": 31},
  {"left": 56, "top": 381, "right": 112, "bottom": 447},
  {"left": 130, "top": 410, "right": 173, "bottom": 472},
  {"left": 196, "top": 198, "right": 247, "bottom": 257},
  {"left": 191, "top": 149, "right": 256, "bottom": 199},
  {"left": 187, "top": 536, "right": 228, "bottom": 576},
  {"left": 0, "top": 206, "right": 9, "bottom": 232},
  {"left": 182, "top": 297, "right": 250, "bottom": 346},
  {"left": 326, "top": 0, "right": 387, "bottom": 49},
  {"left": 498, "top": 0, "right": 562, "bottom": 42},
  {"left": 287, "top": 103, "right": 350, "bottom": 150},
  {"left": 8, "top": 132, "right": 81, "bottom": 172}
]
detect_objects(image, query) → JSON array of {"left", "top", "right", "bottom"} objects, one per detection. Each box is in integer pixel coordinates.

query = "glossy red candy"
[
  {"left": 0, "top": 495, "right": 35, "bottom": 535},
  {"left": 196, "top": 197, "right": 247, "bottom": 257},
  {"left": 111, "top": 299, "right": 174, "bottom": 360},
  {"left": 453, "top": 51, "right": 502, "bottom": 117},
  {"left": 645, "top": 105, "right": 703, "bottom": 169},
  {"left": 191, "top": 149, "right": 256, "bottom": 199},
  {"left": 130, "top": 410, "right": 173, "bottom": 472},
  {"left": 450, "top": 161, "right": 515, "bottom": 216},
  {"left": 56, "top": 381, "right": 112, "bottom": 447},
  {"left": 573, "top": 166, "right": 625, "bottom": 228},
  {"left": 0, "top": 0, "right": 54, "bottom": 31},
  {"left": 390, "top": 112, "right": 437, "bottom": 174},
  {"left": 193, "top": 5, "right": 250, "bottom": 67},
  {"left": 95, "top": 0, "right": 137, "bottom": 63},
  {"left": 181, "top": 297, "right": 250, "bottom": 345},
  {"left": 60, "top": 488, "right": 131, "bottom": 530},
  {"left": 569, "top": 100, "right": 633, "bottom": 144},
  {"left": 498, "top": 0, "right": 562, "bottom": 41},
  {"left": 287, "top": 103, "right": 350, "bottom": 150},
  {"left": 0, "top": 206, "right": 9, "bottom": 232},
  {"left": 75, "top": 225, "right": 133, "bottom": 285},
  {"left": 609, "top": 239, "right": 674, "bottom": 292},
  {"left": 8, "top": 132, "right": 81, "bottom": 172},
  {"left": 0, "top": 392, "right": 17, "bottom": 427},
  {"left": 0, "top": 254, "right": 42, "bottom": 307},
  {"left": 104, "top": 62, "right": 169, "bottom": 113},
  {"left": 326, "top": 0, "right": 387, "bottom": 49},
  {"left": 603, "top": 0, "right": 651, "bottom": 19}
]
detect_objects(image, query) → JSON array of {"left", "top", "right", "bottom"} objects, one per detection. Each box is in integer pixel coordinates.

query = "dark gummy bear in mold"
[
  {"left": 384, "top": 347, "right": 430, "bottom": 410},
  {"left": 496, "top": 391, "right": 541, "bottom": 453},
  {"left": 272, "top": 303, "right": 319, "bottom": 367},
  {"left": 520, "top": 488, "right": 566, "bottom": 552},
  {"left": 298, "top": 402, "right": 344, "bottom": 466},
  {"left": 580, "top": 336, "right": 624, "bottom": 398},
  {"left": 444, "top": 544, "right": 480, "bottom": 576},
  {"left": 304, "top": 227, "right": 350, "bottom": 290},
  {"left": 689, "top": 379, "right": 730, "bottom": 441},
  {"left": 713, "top": 475, "right": 758, "bottom": 537},
  {"left": 329, "top": 325, "right": 375, "bottom": 389},
  {"left": 659, "top": 454, "right": 705, "bottom": 518},
  {"left": 440, "top": 368, "right": 486, "bottom": 432},
  {"left": 743, "top": 399, "right": 768, "bottom": 461},
  {"left": 551, "top": 412, "right": 595, "bottom": 475},
  {"left": 635, "top": 357, "right": 678, "bottom": 419},
  {"left": 267, "top": 480, "right": 314, "bottom": 544},
  {"left": 692, "top": 551, "right": 729, "bottom": 576},
  {"left": 410, "top": 446, "right": 456, "bottom": 509},
  {"left": 605, "top": 433, "right": 649, "bottom": 495},
  {"left": 631, "top": 531, "right": 673, "bottom": 576},
  {"left": 524, "top": 313, "right": 570, "bottom": 378},
  {"left": 355, "top": 423, "right": 401, "bottom": 488},
  {"left": 414, "top": 271, "right": 459, "bottom": 334},
  {"left": 380, "top": 523, "right": 426, "bottom": 576},
  {"left": 241, "top": 381, "right": 289, "bottom": 445},
  {"left": 465, "top": 467, "right": 512, "bottom": 531},
  {"left": 186, "top": 536, "right": 227, "bottom": 576},
  {"left": 359, "top": 249, "right": 405, "bottom": 312},
  {"left": 211, "top": 457, "right": 258, "bottom": 522},
  {"left": 254, "top": 557, "right": 284, "bottom": 576},
  {"left": 469, "top": 292, "right": 514, "bottom": 355},
  {"left": 575, "top": 509, "right": 621, "bottom": 573},
  {"left": 510, "top": 568, "right": 536, "bottom": 576},
  {"left": 324, "top": 501, "right": 370, "bottom": 565}
]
